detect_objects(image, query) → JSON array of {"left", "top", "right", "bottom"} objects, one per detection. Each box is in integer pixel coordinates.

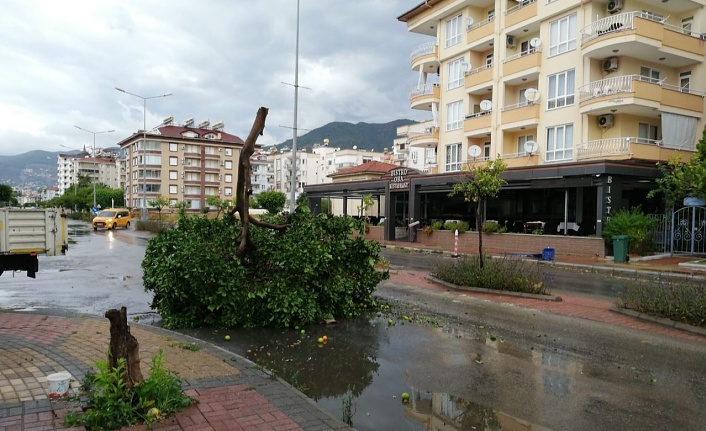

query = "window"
[
  {"left": 487, "top": 10, "right": 495, "bottom": 20},
  {"left": 169, "top": 185, "right": 178, "bottom": 194},
  {"left": 483, "top": 142, "right": 491, "bottom": 160},
  {"left": 520, "top": 40, "right": 535, "bottom": 56},
  {"left": 225, "top": 148, "right": 233, "bottom": 156},
  {"left": 445, "top": 143, "right": 462, "bottom": 171},
  {"left": 169, "top": 143, "right": 178, "bottom": 152},
  {"left": 447, "top": 58, "right": 464, "bottom": 89},
  {"left": 144, "top": 155, "right": 162, "bottom": 165},
  {"left": 205, "top": 146, "right": 215, "bottom": 155},
  {"left": 225, "top": 187, "right": 233, "bottom": 196},
  {"left": 547, "top": 70, "right": 575, "bottom": 109},
  {"left": 446, "top": 101, "right": 463, "bottom": 131},
  {"left": 549, "top": 13, "right": 577, "bottom": 56},
  {"left": 517, "top": 135, "right": 535, "bottom": 155},
  {"left": 225, "top": 174, "right": 233, "bottom": 183},
  {"left": 546, "top": 124, "right": 573, "bottom": 161},
  {"left": 680, "top": 71, "right": 691, "bottom": 92},
  {"left": 485, "top": 54, "right": 493, "bottom": 67},
  {"left": 682, "top": 17, "right": 693, "bottom": 34},
  {"left": 169, "top": 156, "right": 178, "bottom": 166},
  {"left": 519, "top": 89, "right": 529, "bottom": 106},
  {"left": 638, "top": 123, "right": 659, "bottom": 144},
  {"left": 169, "top": 170, "right": 178, "bottom": 180},
  {"left": 642, "top": 10, "right": 664, "bottom": 22},
  {"left": 411, "top": 151, "right": 418, "bottom": 163},
  {"left": 224, "top": 160, "right": 233, "bottom": 169},
  {"left": 445, "top": 15, "right": 463, "bottom": 47},
  {"left": 640, "top": 67, "right": 661, "bottom": 83}
]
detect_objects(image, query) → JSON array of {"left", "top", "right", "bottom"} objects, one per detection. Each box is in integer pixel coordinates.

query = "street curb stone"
[{"left": 426, "top": 275, "right": 563, "bottom": 302}]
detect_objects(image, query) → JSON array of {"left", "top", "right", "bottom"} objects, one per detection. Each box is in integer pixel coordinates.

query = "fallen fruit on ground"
[
  {"left": 317, "top": 337, "right": 324, "bottom": 343},
  {"left": 322, "top": 335, "right": 328, "bottom": 342},
  {"left": 147, "top": 407, "right": 160, "bottom": 417},
  {"left": 224, "top": 335, "right": 231, "bottom": 341},
  {"left": 401, "top": 392, "right": 410, "bottom": 402}
]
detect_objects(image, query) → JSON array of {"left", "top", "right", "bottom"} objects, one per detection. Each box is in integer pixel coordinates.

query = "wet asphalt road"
[{"left": 2, "top": 221, "right": 706, "bottom": 430}]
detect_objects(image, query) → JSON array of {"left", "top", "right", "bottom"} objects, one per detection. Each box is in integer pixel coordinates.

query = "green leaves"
[{"left": 142, "top": 212, "right": 388, "bottom": 329}]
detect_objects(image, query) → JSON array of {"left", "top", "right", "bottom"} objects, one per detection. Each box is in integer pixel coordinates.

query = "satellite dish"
[
  {"left": 466, "top": 17, "right": 474, "bottom": 27},
  {"left": 524, "top": 88, "right": 540, "bottom": 102},
  {"left": 529, "top": 37, "right": 542, "bottom": 48},
  {"left": 524, "top": 140, "right": 539, "bottom": 155},
  {"left": 353, "top": 145, "right": 357, "bottom": 150},
  {"left": 461, "top": 61, "right": 471, "bottom": 73},
  {"left": 468, "top": 145, "right": 482, "bottom": 158},
  {"left": 480, "top": 100, "right": 492, "bottom": 111}
]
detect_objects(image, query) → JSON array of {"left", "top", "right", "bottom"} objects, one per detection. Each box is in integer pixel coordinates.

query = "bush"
[
  {"left": 255, "top": 191, "right": 287, "bottom": 214},
  {"left": 618, "top": 277, "right": 706, "bottom": 327},
  {"left": 482, "top": 222, "right": 506, "bottom": 233},
  {"left": 443, "top": 220, "right": 469, "bottom": 233},
  {"left": 431, "top": 255, "right": 552, "bottom": 295},
  {"left": 602, "top": 206, "right": 657, "bottom": 255},
  {"left": 142, "top": 211, "right": 388, "bottom": 329}
]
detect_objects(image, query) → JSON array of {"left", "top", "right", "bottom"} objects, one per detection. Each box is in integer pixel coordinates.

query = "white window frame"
[
  {"left": 447, "top": 58, "right": 464, "bottom": 90},
  {"left": 225, "top": 148, "right": 233, "bottom": 156},
  {"left": 679, "top": 71, "right": 691, "bottom": 92},
  {"left": 638, "top": 123, "right": 659, "bottom": 144},
  {"left": 517, "top": 134, "right": 535, "bottom": 155},
  {"left": 483, "top": 142, "right": 491, "bottom": 161},
  {"left": 169, "top": 170, "right": 178, "bottom": 180},
  {"left": 682, "top": 17, "right": 693, "bottom": 34},
  {"left": 445, "top": 14, "right": 463, "bottom": 48},
  {"left": 224, "top": 173, "right": 233, "bottom": 183},
  {"left": 445, "top": 143, "right": 463, "bottom": 172},
  {"left": 169, "top": 156, "right": 178, "bottom": 166},
  {"left": 546, "top": 124, "right": 573, "bottom": 162},
  {"left": 549, "top": 13, "right": 577, "bottom": 56},
  {"left": 547, "top": 69, "right": 575, "bottom": 109},
  {"left": 169, "top": 185, "right": 178, "bottom": 194},
  {"left": 169, "top": 143, "right": 178, "bottom": 152},
  {"left": 485, "top": 54, "right": 493, "bottom": 67},
  {"left": 640, "top": 66, "right": 661, "bottom": 83},
  {"left": 446, "top": 100, "right": 463, "bottom": 131},
  {"left": 224, "top": 160, "right": 233, "bottom": 169}
]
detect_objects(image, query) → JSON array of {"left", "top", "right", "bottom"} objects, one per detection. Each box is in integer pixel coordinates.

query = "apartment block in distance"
[
  {"left": 116, "top": 117, "right": 248, "bottom": 210},
  {"left": 57, "top": 148, "right": 121, "bottom": 196}
]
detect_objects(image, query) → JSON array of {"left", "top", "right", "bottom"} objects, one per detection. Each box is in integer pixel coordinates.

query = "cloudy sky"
[{"left": 0, "top": 0, "right": 429, "bottom": 156}]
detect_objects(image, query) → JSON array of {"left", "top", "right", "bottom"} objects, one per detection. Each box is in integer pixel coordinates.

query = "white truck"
[{"left": 0, "top": 208, "right": 68, "bottom": 277}]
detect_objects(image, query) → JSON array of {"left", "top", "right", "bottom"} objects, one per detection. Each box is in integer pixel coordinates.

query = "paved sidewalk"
[{"left": 0, "top": 313, "right": 350, "bottom": 431}]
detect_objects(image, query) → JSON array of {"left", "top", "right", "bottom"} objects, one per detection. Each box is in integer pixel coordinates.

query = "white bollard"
[{"left": 452, "top": 229, "right": 459, "bottom": 258}]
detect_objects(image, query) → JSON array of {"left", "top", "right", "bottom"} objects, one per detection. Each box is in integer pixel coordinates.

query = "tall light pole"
[
  {"left": 74, "top": 126, "right": 114, "bottom": 210},
  {"left": 115, "top": 87, "right": 172, "bottom": 222},
  {"left": 290, "top": 0, "right": 301, "bottom": 213}
]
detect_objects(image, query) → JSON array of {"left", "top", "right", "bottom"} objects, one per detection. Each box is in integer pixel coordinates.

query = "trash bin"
[
  {"left": 542, "top": 247, "right": 555, "bottom": 261},
  {"left": 612, "top": 235, "right": 629, "bottom": 263}
]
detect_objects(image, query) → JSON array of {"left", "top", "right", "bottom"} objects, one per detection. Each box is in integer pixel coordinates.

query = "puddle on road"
[{"left": 177, "top": 312, "right": 564, "bottom": 431}]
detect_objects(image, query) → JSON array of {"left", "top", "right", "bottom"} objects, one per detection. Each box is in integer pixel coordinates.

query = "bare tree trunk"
[
  {"left": 477, "top": 199, "right": 484, "bottom": 269},
  {"left": 105, "top": 307, "right": 143, "bottom": 389},
  {"left": 230, "top": 107, "right": 289, "bottom": 262}
]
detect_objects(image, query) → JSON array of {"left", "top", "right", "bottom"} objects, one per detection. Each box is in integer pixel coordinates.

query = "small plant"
[
  {"left": 341, "top": 388, "right": 357, "bottom": 426},
  {"left": 602, "top": 206, "right": 657, "bottom": 255},
  {"left": 482, "top": 222, "right": 502, "bottom": 233},
  {"left": 288, "top": 371, "right": 310, "bottom": 393},
  {"left": 443, "top": 220, "right": 470, "bottom": 233},
  {"left": 64, "top": 350, "right": 195, "bottom": 430},
  {"left": 532, "top": 229, "right": 544, "bottom": 235},
  {"left": 618, "top": 276, "right": 706, "bottom": 327}
]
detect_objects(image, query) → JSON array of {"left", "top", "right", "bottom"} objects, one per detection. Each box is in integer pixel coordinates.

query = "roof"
[
  {"left": 397, "top": 0, "right": 445, "bottom": 22},
  {"left": 329, "top": 161, "right": 399, "bottom": 178},
  {"left": 116, "top": 125, "right": 247, "bottom": 147}
]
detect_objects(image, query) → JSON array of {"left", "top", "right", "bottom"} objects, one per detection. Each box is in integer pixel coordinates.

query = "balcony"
[
  {"left": 581, "top": 12, "right": 705, "bottom": 66},
  {"left": 576, "top": 137, "right": 692, "bottom": 163},
  {"left": 464, "top": 111, "right": 492, "bottom": 136},
  {"left": 466, "top": 17, "right": 494, "bottom": 50},
  {"left": 504, "top": 0, "right": 537, "bottom": 29},
  {"left": 503, "top": 50, "right": 541, "bottom": 83},
  {"left": 501, "top": 151, "right": 541, "bottom": 168},
  {"left": 464, "top": 64, "right": 493, "bottom": 93},
  {"left": 500, "top": 102, "right": 540, "bottom": 129},
  {"left": 410, "top": 83, "right": 440, "bottom": 110},
  {"left": 579, "top": 75, "right": 705, "bottom": 116},
  {"left": 410, "top": 42, "right": 438, "bottom": 70},
  {"left": 407, "top": 127, "right": 439, "bottom": 149}
]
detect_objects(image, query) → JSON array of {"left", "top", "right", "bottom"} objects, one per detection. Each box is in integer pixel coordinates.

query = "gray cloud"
[{"left": 0, "top": 0, "right": 428, "bottom": 155}]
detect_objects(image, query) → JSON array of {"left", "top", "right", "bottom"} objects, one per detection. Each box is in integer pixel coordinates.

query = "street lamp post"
[
  {"left": 115, "top": 87, "right": 172, "bottom": 222},
  {"left": 74, "top": 126, "right": 115, "bottom": 210}
]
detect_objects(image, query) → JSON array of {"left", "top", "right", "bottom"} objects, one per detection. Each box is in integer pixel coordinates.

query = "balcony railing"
[
  {"left": 410, "top": 42, "right": 436, "bottom": 60},
  {"left": 505, "top": 0, "right": 536, "bottom": 15},
  {"left": 581, "top": 11, "right": 667, "bottom": 43},
  {"left": 465, "top": 63, "right": 493, "bottom": 76},
  {"left": 467, "top": 16, "right": 494, "bottom": 32},
  {"left": 579, "top": 74, "right": 706, "bottom": 102},
  {"left": 410, "top": 83, "right": 438, "bottom": 98}
]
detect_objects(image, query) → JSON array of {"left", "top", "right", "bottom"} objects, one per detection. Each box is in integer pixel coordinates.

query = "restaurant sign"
[{"left": 383, "top": 168, "right": 422, "bottom": 192}]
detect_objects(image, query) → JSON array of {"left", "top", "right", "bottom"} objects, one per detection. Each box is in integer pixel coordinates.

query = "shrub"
[
  {"left": 618, "top": 277, "right": 706, "bottom": 327},
  {"left": 256, "top": 191, "right": 287, "bottom": 214},
  {"left": 142, "top": 212, "right": 388, "bottom": 329},
  {"left": 443, "top": 220, "right": 469, "bottom": 233},
  {"left": 431, "top": 255, "right": 552, "bottom": 295},
  {"left": 482, "top": 222, "right": 503, "bottom": 233},
  {"left": 602, "top": 206, "right": 657, "bottom": 255},
  {"left": 64, "top": 351, "right": 194, "bottom": 430}
]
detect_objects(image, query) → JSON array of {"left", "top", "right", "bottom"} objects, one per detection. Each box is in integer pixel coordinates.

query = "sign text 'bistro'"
[{"left": 389, "top": 168, "right": 410, "bottom": 191}]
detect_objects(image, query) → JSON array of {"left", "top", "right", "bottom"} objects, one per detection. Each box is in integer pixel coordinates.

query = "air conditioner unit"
[
  {"left": 181, "top": 145, "right": 185, "bottom": 150},
  {"left": 607, "top": 0, "right": 623, "bottom": 13},
  {"left": 598, "top": 114, "right": 614, "bottom": 128},
  {"left": 602, "top": 57, "right": 618, "bottom": 72},
  {"left": 220, "top": 161, "right": 225, "bottom": 166},
  {"left": 506, "top": 35, "right": 516, "bottom": 48}
]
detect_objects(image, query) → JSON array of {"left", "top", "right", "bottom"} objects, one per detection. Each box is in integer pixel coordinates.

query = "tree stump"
[{"left": 105, "top": 307, "right": 143, "bottom": 389}]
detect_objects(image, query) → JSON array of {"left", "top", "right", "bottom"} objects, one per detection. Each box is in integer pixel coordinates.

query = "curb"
[
  {"left": 425, "top": 275, "right": 563, "bottom": 302},
  {"left": 609, "top": 307, "right": 706, "bottom": 338}
]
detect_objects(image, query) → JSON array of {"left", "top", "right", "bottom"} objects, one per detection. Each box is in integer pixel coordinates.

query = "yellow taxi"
[{"left": 92, "top": 208, "right": 131, "bottom": 230}]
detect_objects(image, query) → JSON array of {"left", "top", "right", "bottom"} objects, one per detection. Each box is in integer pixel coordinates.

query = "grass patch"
[
  {"left": 618, "top": 277, "right": 706, "bottom": 327},
  {"left": 431, "top": 255, "right": 552, "bottom": 295}
]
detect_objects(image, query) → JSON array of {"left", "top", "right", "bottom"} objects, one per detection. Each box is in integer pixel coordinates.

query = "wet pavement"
[{"left": 1, "top": 221, "right": 706, "bottom": 430}]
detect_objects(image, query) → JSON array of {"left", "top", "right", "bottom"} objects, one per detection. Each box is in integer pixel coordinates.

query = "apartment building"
[
  {"left": 305, "top": 0, "right": 705, "bottom": 241},
  {"left": 57, "top": 149, "right": 121, "bottom": 196},
  {"left": 116, "top": 119, "right": 247, "bottom": 210}
]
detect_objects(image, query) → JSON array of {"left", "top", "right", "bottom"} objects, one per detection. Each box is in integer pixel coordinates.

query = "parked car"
[{"left": 92, "top": 209, "right": 131, "bottom": 230}]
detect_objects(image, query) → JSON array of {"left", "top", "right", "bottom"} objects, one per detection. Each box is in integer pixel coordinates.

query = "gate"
[{"left": 671, "top": 206, "right": 706, "bottom": 255}]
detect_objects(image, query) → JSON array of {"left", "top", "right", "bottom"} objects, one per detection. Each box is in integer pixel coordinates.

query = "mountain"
[
  {"left": 0, "top": 150, "right": 60, "bottom": 188},
  {"left": 275, "top": 119, "right": 416, "bottom": 152}
]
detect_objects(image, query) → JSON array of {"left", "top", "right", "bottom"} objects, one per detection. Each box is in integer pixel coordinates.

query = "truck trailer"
[{"left": 0, "top": 208, "right": 68, "bottom": 277}]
